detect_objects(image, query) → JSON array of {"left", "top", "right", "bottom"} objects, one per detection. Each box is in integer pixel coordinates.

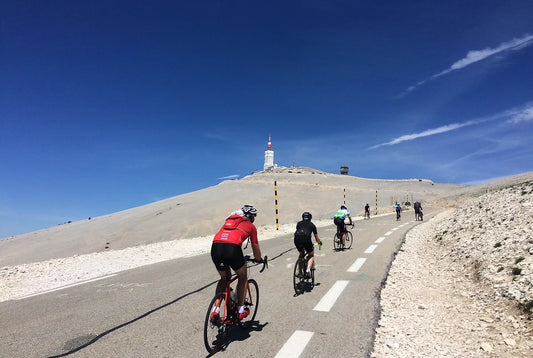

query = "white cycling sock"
[{"left": 238, "top": 306, "right": 244, "bottom": 314}]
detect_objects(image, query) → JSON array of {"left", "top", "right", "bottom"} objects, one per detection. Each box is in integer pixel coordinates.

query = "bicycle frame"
[
  {"left": 204, "top": 256, "right": 267, "bottom": 353},
  {"left": 214, "top": 256, "right": 267, "bottom": 324}
]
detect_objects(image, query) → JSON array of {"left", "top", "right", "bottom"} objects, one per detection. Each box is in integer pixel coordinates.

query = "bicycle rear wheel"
[
  {"left": 293, "top": 258, "right": 304, "bottom": 294},
  {"left": 310, "top": 261, "right": 315, "bottom": 288},
  {"left": 345, "top": 231, "right": 353, "bottom": 249},
  {"left": 240, "top": 279, "right": 259, "bottom": 326},
  {"left": 333, "top": 232, "right": 342, "bottom": 250},
  {"left": 204, "top": 293, "right": 227, "bottom": 354}
]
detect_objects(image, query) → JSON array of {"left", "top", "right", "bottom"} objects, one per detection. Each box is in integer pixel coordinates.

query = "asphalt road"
[{"left": 0, "top": 210, "right": 436, "bottom": 358}]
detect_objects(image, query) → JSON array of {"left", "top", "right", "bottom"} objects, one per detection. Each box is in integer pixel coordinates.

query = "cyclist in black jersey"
[{"left": 294, "top": 212, "right": 322, "bottom": 277}]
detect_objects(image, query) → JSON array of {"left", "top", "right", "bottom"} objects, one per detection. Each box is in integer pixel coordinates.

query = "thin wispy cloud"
[
  {"left": 401, "top": 34, "right": 533, "bottom": 96},
  {"left": 218, "top": 174, "right": 240, "bottom": 180},
  {"left": 368, "top": 102, "right": 533, "bottom": 149},
  {"left": 368, "top": 120, "right": 480, "bottom": 149},
  {"left": 506, "top": 102, "right": 533, "bottom": 124}
]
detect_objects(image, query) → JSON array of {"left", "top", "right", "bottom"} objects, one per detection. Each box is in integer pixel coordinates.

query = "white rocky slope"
[{"left": 372, "top": 177, "right": 533, "bottom": 357}]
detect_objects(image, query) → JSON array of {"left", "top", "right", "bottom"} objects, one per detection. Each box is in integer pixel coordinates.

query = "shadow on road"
[
  {"left": 206, "top": 321, "right": 269, "bottom": 357},
  {"left": 46, "top": 280, "right": 217, "bottom": 358},
  {"left": 47, "top": 246, "right": 295, "bottom": 357}
]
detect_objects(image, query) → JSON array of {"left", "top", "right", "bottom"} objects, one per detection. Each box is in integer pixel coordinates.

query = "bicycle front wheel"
[
  {"left": 345, "top": 231, "right": 353, "bottom": 249},
  {"left": 241, "top": 279, "right": 259, "bottom": 326},
  {"left": 204, "top": 293, "right": 226, "bottom": 354}
]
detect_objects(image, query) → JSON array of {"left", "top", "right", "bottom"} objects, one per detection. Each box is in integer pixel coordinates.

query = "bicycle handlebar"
[{"left": 244, "top": 255, "right": 268, "bottom": 272}]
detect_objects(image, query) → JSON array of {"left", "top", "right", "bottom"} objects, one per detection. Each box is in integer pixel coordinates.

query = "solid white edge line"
[
  {"left": 313, "top": 280, "right": 350, "bottom": 312},
  {"left": 274, "top": 330, "right": 314, "bottom": 358},
  {"left": 347, "top": 257, "right": 367, "bottom": 272},
  {"left": 14, "top": 274, "right": 118, "bottom": 300}
]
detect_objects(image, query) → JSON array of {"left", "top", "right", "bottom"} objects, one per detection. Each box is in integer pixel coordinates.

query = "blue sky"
[{"left": 1, "top": 1, "right": 532, "bottom": 238}]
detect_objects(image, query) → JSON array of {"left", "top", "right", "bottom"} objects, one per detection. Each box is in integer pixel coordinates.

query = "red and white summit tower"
[{"left": 263, "top": 135, "right": 274, "bottom": 171}]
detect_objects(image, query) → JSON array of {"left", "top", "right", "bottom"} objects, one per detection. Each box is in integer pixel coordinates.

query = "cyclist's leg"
[
  {"left": 294, "top": 236, "right": 306, "bottom": 273},
  {"left": 234, "top": 264, "right": 248, "bottom": 307},
  {"left": 226, "top": 244, "right": 247, "bottom": 307},
  {"left": 342, "top": 223, "right": 347, "bottom": 245},
  {"left": 304, "top": 239, "right": 314, "bottom": 271},
  {"left": 211, "top": 243, "right": 230, "bottom": 295}
]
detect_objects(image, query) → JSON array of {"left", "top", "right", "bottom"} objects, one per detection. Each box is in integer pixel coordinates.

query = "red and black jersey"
[{"left": 213, "top": 214, "right": 258, "bottom": 246}]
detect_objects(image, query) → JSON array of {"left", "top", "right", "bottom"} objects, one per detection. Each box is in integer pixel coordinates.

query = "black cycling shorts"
[
  {"left": 294, "top": 234, "right": 314, "bottom": 254},
  {"left": 211, "top": 243, "right": 245, "bottom": 272},
  {"left": 334, "top": 217, "right": 346, "bottom": 232}
]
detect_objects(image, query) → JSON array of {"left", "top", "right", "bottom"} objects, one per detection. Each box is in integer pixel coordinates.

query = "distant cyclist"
[
  {"left": 414, "top": 201, "right": 423, "bottom": 221},
  {"left": 294, "top": 212, "right": 322, "bottom": 277},
  {"left": 210, "top": 205, "right": 263, "bottom": 321},
  {"left": 334, "top": 205, "right": 353, "bottom": 248},
  {"left": 395, "top": 203, "right": 402, "bottom": 220},
  {"left": 364, "top": 203, "right": 370, "bottom": 219}
]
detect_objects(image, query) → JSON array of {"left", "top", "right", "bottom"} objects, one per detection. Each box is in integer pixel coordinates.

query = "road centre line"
[
  {"left": 375, "top": 236, "right": 385, "bottom": 243},
  {"left": 384, "top": 231, "right": 393, "bottom": 236},
  {"left": 364, "top": 245, "right": 378, "bottom": 254},
  {"left": 274, "top": 330, "right": 314, "bottom": 358},
  {"left": 391, "top": 227, "right": 398, "bottom": 231},
  {"left": 347, "top": 258, "right": 367, "bottom": 272},
  {"left": 313, "top": 280, "right": 350, "bottom": 312}
]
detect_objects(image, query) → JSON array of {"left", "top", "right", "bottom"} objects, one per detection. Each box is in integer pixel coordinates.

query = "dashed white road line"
[
  {"left": 278, "top": 223, "right": 410, "bottom": 356},
  {"left": 347, "top": 258, "right": 367, "bottom": 272},
  {"left": 313, "top": 280, "right": 349, "bottom": 312},
  {"left": 364, "top": 244, "right": 378, "bottom": 254},
  {"left": 274, "top": 330, "right": 314, "bottom": 358}
]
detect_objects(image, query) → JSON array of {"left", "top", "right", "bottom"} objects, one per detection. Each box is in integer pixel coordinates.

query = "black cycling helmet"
[
  {"left": 302, "top": 212, "right": 312, "bottom": 220},
  {"left": 242, "top": 205, "right": 258, "bottom": 222},
  {"left": 341, "top": 205, "right": 347, "bottom": 210}
]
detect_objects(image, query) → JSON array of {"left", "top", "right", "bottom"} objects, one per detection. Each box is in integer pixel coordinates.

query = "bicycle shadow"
[
  {"left": 293, "top": 281, "right": 320, "bottom": 297},
  {"left": 206, "top": 321, "right": 269, "bottom": 357},
  {"left": 46, "top": 280, "right": 217, "bottom": 357}
]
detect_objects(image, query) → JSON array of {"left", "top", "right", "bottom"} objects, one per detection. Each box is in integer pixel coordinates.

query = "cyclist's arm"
[
  {"left": 251, "top": 243, "right": 262, "bottom": 262},
  {"left": 314, "top": 233, "right": 322, "bottom": 245}
]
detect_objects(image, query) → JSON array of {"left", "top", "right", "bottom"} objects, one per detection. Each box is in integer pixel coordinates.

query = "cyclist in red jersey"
[{"left": 210, "top": 205, "right": 263, "bottom": 320}]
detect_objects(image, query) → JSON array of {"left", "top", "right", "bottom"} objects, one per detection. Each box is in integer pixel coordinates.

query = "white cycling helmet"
[{"left": 241, "top": 205, "right": 258, "bottom": 218}]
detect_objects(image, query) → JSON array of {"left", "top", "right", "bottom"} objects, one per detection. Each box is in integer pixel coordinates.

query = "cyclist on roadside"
[
  {"left": 414, "top": 201, "right": 423, "bottom": 221},
  {"left": 210, "top": 205, "right": 263, "bottom": 321},
  {"left": 294, "top": 212, "right": 322, "bottom": 278},
  {"left": 333, "top": 205, "right": 353, "bottom": 248},
  {"left": 395, "top": 202, "right": 402, "bottom": 220}
]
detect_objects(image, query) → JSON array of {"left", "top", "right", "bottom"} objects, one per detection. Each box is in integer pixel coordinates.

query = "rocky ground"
[{"left": 372, "top": 178, "right": 533, "bottom": 357}]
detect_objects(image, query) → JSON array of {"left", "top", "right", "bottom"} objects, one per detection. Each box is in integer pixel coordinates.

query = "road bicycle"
[
  {"left": 203, "top": 255, "right": 268, "bottom": 354},
  {"left": 293, "top": 243, "right": 320, "bottom": 295},
  {"left": 334, "top": 225, "right": 354, "bottom": 250}
]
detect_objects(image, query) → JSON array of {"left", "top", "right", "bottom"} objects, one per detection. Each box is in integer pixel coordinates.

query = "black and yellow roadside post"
[
  {"left": 375, "top": 190, "right": 378, "bottom": 216},
  {"left": 274, "top": 181, "right": 279, "bottom": 230}
]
